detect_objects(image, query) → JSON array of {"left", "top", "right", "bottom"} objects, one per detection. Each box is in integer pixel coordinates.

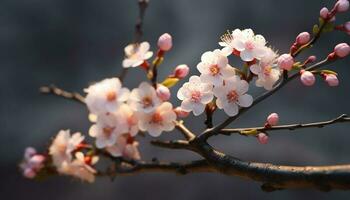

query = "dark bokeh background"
[{"left": 1, "top": 0, "right": 350, "bottom": 199}]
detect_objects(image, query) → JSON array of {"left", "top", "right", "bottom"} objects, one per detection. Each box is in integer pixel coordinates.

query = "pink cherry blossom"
[
  {"left": 138, "top": 102, "right": 177, "bottom": 137},
  {"left": 277, "top": 54, "right": 294, "bottom": 71},
  {"left": 177, "top": 76, "right": 214, "bottom": 116},
  {"left": 296, "top": 32, "right": 310, "bottom": 45},
  {"left": 334, "top": 43, "right": 350, "bottom": 58},
  {"left": 157, "top": 33, "right": 173, "bottom": 52},
  {"left": 213, "top": 76, "right": 253, "bottom": 116},
  {"left": 173, "top": 64, "right": 190, "bottom": 79},
  {"left": 122, "top": 42, "right": 153, "bottom": 68},
  {"left": 89, "top": 112, "right": 128, "bottom": 149},
  {"left": 257, "top": 133, "right": 269, "bottom": 144},
  {"left": 267, "top": 113, "right": 279, "bottom": 126},
  {"left": 49, "top": 130, "right": 85, "bottom": 169},
  {"left": 174, "top": 107, "right": 190, "bottom": 118},
  {"left": 250, "top": 47, "right": 281, "bottom": 90},
  {"left": 324, "top": 74, "right": 339, "bottom": 86},
  {"left": 232, "top": 29, "right": 267, "bottom": 61},
  {"left": 85, "top": 78, "right": 130, "bottom": 115},
  {"left": 20, "top": 147, "right": 46, "bottom": 179},
  {"left": 300, "top": 70, "right": 315, "bottom": 86},
  {"left": 128, "top": 82, "right": 161, "bottom": 113},
  {"left": 197, "top": 49, "right": 235, "bottom": 86},
  {"left": 106, "top": 134, "right": 141, "bottom": 160},
  {"left": 156, "top": 84, "right": 171, "bottom": 101},
  {"left": 335, "top": 0, "right": 349, "bottom": 12},
  {"left": 320, "top": 7, "right": 329, "bottom": 19}
]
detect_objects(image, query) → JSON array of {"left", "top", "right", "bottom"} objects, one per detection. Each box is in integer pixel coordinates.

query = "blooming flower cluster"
[{"left": 20, "top": 0, "right": 350, "bottom": 184}]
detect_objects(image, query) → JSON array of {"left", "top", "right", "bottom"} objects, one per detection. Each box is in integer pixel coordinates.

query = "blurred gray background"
[{"left": 1, "top": 0, "right": 350, "bottom": 199}]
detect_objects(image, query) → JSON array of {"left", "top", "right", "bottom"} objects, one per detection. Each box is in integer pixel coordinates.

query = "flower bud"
[
  {"left": 277, "top": 54, "right": 294, "bottom": 71},
  {"left": 334, "top": 43, "right": 350, "bottom": 58},
  {"left": 325, "top": 74, "right": 339, "bottom": 86},
  {"left": 156, "top": 84, "right": 171, "bottom": 101},
  {"left": 300, "top": 70, "right": 315, "bottom": 86},
  {"left": 345, "top": 21, "right": 350, "bottom": 34},
  {"left": 257, "top": 133, "right": 269, "bottom": 144},
  {"left": 173, "top": 64, "right": 189, "bottom": 79},
  {"left": 23, "top": 168, "right": 36, "bottom": 179},
  {"left": 320, "top": 7, "right": 329, "bottom": 19},
  {"left": 267, "top": 113, "right": 279, "bottom": 126},
  {"left": 24, "top": 147, "right": 36, "bottom": 160},
  {"left": 29, "top": 155, "right": 45, "bottom": 168},
  {"left": 174, "top": 107, "right": 190, "bottom": 118},
  {"left": 296, "top": 32, "right": 310, "bottom": 45},
  {"left": 157, "top": 33, "right": 173, "bottom": 52},
  {"left": 335, "top": 0, "right": 349, "bottom": 12}
]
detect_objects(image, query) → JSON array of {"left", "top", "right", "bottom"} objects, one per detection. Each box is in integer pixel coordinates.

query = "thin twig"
[
  {"left": 219, "top": 114, "right": 350, "bottom": 136},
  {"left": 119, "top": 0, "right": 149, "bottom": 82},
  {"left": 39, "top": 85, "right": 85, "bottom": 104},
  {"left": 175, "top": 120, "right": 196, "bottom": 140}
]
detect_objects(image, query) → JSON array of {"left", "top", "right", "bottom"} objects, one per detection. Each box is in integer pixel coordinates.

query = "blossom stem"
[
  {"left": 119, "top": 0, "right": 149, "bottom": 83},
  {"left": 218, "top": 114, "right": 350, "bottom": 136},
  {"left": 39, "top": 85, "right": 85, "bottom": 104}
]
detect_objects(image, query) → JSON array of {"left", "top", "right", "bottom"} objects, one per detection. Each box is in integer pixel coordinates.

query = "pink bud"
[
  {"left": 300, "top": 70, "right": 315, "bottom": 86},
  {"left": 335, "top": 0, "right": 349, "bottom": 12},
  {"left": 296, "top": 32, "right": 310, "bottom": 45},
  {"left": 267, "top": 113, "right": 279, "bottom": 126},
  {"left": 23, "top": 168, "right": 36, "bottom": 179},
  {"left": 277, "top": 54, "right": 294, "bottom": 71},
  {"left": 174, "top": 107, "right": 190, "bottom": 118},
  {"left": 320, "top": 7, "right": 329, "bottom": 19},
  {"left": 307, "top": 55, "right": 317, "bottom": 63},
  {"left": 156, "top": 84, "right": 171, "bottom": 101},
  {"left": 173, "top": 64, "right": 189, "bottom": 79},
  {"left": 334, "top": 43, "right": 350, "bottom": 58},
  {"left": 325, "top": 74, "right": 339, "bottom": 86},
  {"left": 24, "top": 147, "right": 36, "bottom": 160},
  {"left": 157, "top": 33, "right": 173, "bottom": 52},
  {"left": 345, "top": 21, "right": 350, "bottom": 33},
  {"left": 257, "top": 133, "right": 269, "bottom": 144},
  {"left": 29, "top": 155, "right": 45, "bottom": 169}
]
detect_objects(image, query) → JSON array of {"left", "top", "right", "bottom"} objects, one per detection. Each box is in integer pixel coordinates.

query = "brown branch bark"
[
  {"left": 174, "top": 120, "right": 196, "bottom": 140},
  {"left": 39, "top": 85, "right": 85, "bottom": 104},
  {"left": 101, "top": 159, "right": 213, "bottom": 176},
  {"left": 219, "top": 114, "right": 350, "bottom": 136},
  {"left": 190, "top": 140, "right": 350, "bottom": 191}
]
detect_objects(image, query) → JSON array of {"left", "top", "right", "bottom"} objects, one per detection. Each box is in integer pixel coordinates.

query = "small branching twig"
[
  {"left": 219, "top": 114, "right": 350, "bottom": 136},
  {"left": 39, "top": 85, "right": 85, "bottom": 104}
]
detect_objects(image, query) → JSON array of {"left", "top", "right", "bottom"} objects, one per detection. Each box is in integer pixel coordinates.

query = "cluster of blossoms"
[{"left": 20, "top": 0, "right": 349, "bottom": 183}]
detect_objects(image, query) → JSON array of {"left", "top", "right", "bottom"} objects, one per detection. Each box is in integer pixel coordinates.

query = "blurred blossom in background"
[{"left": 1, "top": 0, "right": 350, "bottom": 199}]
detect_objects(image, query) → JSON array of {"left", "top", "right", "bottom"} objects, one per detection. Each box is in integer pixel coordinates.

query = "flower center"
[
  {"left": 142, "top": 96, "right": 153, "bottom": 108},
  {"left": 106, "top": 91, "right": 117, "bottom": 102},
  {"left": 209, "top": 64, "right": 220, "bottom": 76},
  {"left": 227, "top": 90, "right": 239, "bottom": 103},
  {"left": 151, "top": 112, "right": 163, "bottom": 124},
  {"left": 103, "top": 127, "right": 115, "bottom": 137},
  {"left": 263, "top": 66, "right": 272, "bottom": 76},
  {"left": 245, "top": 41, "right": 255, "bottom": 50},
  {"left": 191, "top": 91, "right": 202, "bottom": 102}
]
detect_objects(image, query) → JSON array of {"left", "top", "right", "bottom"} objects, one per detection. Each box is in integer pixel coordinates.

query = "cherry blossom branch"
[
  {"left": 98, "top": 159, "right": 213, "bottom": 176},
  {"left": 39, "top": 85, "right": 85, "bottom": 104},
  {"left": 190, "top": 140, "right": 350, "bottom": 191},
  {"left": 200, "top": 57, "right": 334, "bottom": 141},
  {"left": 174, "top": 120, "right": 196, "bottom": 140},
  {"left": 150, "top": 140, "right": 193, "bottom": 150},
  {"left": 218, "top": 114, "right": 350, "bottom": 136},
  {"left": 119, "top": 0, "right": 149, "bottom": 82}
]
